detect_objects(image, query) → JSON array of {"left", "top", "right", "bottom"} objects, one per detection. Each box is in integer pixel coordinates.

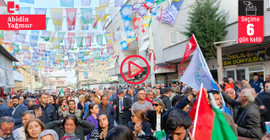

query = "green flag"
[
  {"left": 59, "top": 88, "right": 65, "bottom": 97},
  {"left": 211, "top": 108, "right": 237, "bottom": 140}
]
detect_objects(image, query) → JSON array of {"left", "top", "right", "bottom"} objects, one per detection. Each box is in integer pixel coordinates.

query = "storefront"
[
  {"left": 155, "top": 63, "right": 178, "bottom": 84},
  {"left": 0, "top": 45, "right": 18, "bottom": 96},
  {"left": 223, "top": 48, "right": 267, "bottom": 81}
]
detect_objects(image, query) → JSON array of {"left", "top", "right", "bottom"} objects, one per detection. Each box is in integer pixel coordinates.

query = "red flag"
[
  {"left": 182, "top": 34, "right": 197, "bottom": 64},
  {"left": 189, "top": 88, "right": 214, "bottom": 140}
]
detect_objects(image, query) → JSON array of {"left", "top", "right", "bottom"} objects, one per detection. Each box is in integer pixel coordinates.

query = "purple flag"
[
  {"left": 159, "top": 0, "right": 184, "bottom": 25},
  {"left": 81, "top": 0, "right": 91, "bottom": 6}
]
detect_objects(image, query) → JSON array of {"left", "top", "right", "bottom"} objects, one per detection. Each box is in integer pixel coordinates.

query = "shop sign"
[
  {"left": 178, "top": 62, "right": 189, "bottom": 75},
  {"left": 155, "top": 64, "right": 176, "bottom": 74},
  {"left": 222, "top": 49, "right": 265, "bottom": 66}
]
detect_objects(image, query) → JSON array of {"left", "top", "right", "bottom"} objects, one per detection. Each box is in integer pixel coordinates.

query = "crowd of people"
[{"left": 0, "top": 73, "right": 270, "bottom": 140}]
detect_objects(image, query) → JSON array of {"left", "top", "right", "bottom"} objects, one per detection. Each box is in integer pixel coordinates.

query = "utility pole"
[
  {"left": 149, "top": 20, "right": 156, "bottom": 86},
  {"left": 30, "top": 68, "right": 33, "bottom": 94},
  {"left": 214, "top": 40, "right": 236, "bottom": 83}
]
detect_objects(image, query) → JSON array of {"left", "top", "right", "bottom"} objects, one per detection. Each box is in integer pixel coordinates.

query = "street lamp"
[{"left": 213, "top": 40, "right": 236, "bottom": 83}]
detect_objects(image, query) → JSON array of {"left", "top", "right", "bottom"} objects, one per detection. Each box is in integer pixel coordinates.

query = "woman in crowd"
[
  {"left": 77, "top": 95, "right": 85, "bottom": 115},
  {"left": 38, "top": 129, "right": 59, "bottom": 140},
  {"left": 146, "top": 98, "right": 166, "bottom": 135},
  {"left": 105, "top": 125, "right": 135, "bottom": 140},
  {"left": 25, "top": 118, "right": 46, "bottom": 140},
  {"left": 86, "top": 103, "right": 100, "bottom": 140},
  {"left": 89, "top": 114, "right": 113, "bottom": 140},
  {"left": 83, "top": 96, "right": 92, "bottom": 119},
  {"left": 45, "top": 115, "right": 95, "bottom": 140},
  {"left": 127, "top": 109, "right": 152, "bottom": 136},
  {"left": 57, "top": 98, "right": 68, "bottom": 118}
]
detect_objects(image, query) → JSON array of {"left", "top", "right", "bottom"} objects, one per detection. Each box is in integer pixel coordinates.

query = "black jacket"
[
  {"left": 146, "top": 110, "right": 165, "bottom": 131},
  {"left": 222, "top": 91, "right": 264, "bottom": 139},
  {"left": 45, "top": 119, "right": 94, "bottom": 140},
  {"left": 127, "top": 121, "right": 152, "bottom": 135},
  {"left": 160, "top": 95, "right": 171, "bottom": 110},
  {"left": 40, "top": 103, "right": 57, "bottom": 124},
  {"left": 113, "top": 96, "right": 131, "bottom": 124},
  {"left": 258, "top": 92, "right": 270, "bottom": 121}
]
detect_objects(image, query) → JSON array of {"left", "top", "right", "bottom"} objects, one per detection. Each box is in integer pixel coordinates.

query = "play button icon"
[
  {"left": 128, "top": 61, "right": 144, "bottom": 78},
  {"left": 120, "top": 55, "right": 150, "bottom": 84}
]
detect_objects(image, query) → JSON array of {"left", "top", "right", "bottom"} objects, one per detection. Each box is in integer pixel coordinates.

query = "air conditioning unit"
[{"left": 265, "top": 47, "right": 270, "bottom": 59}]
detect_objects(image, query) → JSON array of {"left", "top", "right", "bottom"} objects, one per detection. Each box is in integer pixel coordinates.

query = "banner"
[
  {"left": 81, "top": 0, "right": 91, "bottom": 6},
  {"left": 68, "top": 32, "right": 75, "bottom": 45},
  {"left": 60, "top": 0, "right": 74, "bottom": 7},
  {"left": 96, "top": 34, "right": 103, "bottom": 45},
  {"left": 95, "top": 6, "right": 108, "bottom": 22},
  {"left": 34, "top": 8, "right": 47, "bottom": 14},
  {"left": 29, "top": 35, "right": 38, "bottom": 47},
  {"left": 19, "top": 0, "right": 34, "bottom": 4},
  {"left": 121, "top": 5, "right": 131, "bottom": 20},
  {"left": 80, "top": 17, "right": 89, "bottom": 30},
  {"left": 81, "top": 8, "right": 92, "bottom": 24},
  {"left": 16, "top": 33, "right": 26, "bottom": 43},
  {"left": 58, "top": 32, "right": 65, "bottom": 43},
  {"left": 114, "top": 0, "right": 123, "bottom": 7},
  {"left": 85, "top": 34, "right": 93, "bottom": 48},
  {"left": 99, "top": 0, "right": 110, "bottom": 7},
  {"left": 107, "top": 45, "right": 115, "bottom": 56},
  {"left": 65, "top": 8, "right": 77, "bottom": 31},
  {"left": 76, "top": 36, "right": 84, "bottom": 47},
  {"left": 159, "top": 0, "right": 184, "bottom": 25},
  {"left": 41, "top": 31, "right": 50, "bottom": 41},
  {"left": 51, "top": 8, "right": 63, "bottom": 31},
  {"left": 19, "top": 7, "right": 31, "bottom": 14},
  {"left": 120, "top": 40, "right": 128, "bottom": 50},
  {"left": 105, "top": 32, "right": 113, "bottom": 44}
]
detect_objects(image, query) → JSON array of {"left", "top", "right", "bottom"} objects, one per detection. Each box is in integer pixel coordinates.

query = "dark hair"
[
  {"left": 68, "top": 100, "right": 75, "bottom": 105},
  {"left": 85, "top": 103, "right": 98, "bottom": 119},
  {"left": 59, "top": 98, "right": 66, "bottom": 106},
  {"left": 165, "top": 109, "right": 192, "bottom": 132},
  {"left": 85, "top": 96, "right": 92, "bottom": 102},
  {"left": 163, "top": 87, "right": 172, "bottom": 95},
  {"left": 63, "top": 115, "right": 78, "bottom": 127},
  {"left": 105, "top": 125, "right": 135, "bottom": 140},
  {"left": 235, "top": 80, "right": 241, "bottom": 85},
  {"left": 12, "top": 96, "right": 20, "bottom": 101},
  {"left": 223, "top": 77, "right": 229, "bottom": 83},
  {"left": 101, "top": 95, "right": 108, "bottom": 100},
  {"left": 31, "top": 104, "right": 41, "bottom": 112},
  {"left": 171, "top": 95, "right": 186, "bottom": 107},
  {"left": 40, "top": 93, "right": 48, "bottom": 98},
  {"left": 138, "top": 88, "right": 145, "bottom": 92}
]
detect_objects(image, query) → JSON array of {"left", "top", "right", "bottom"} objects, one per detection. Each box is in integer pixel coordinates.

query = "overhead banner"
[
  {"left": 51, "top": 8, "right": 63, "bottom": 31},
  {"left": 60, "top": 0, "right": 74, "bottom": 8},
  {"left": 81, "top": 8, "right": 92, "bottom": 24},
  {"left": 65, "top": 8, "right": 77, "bottom": 31}
]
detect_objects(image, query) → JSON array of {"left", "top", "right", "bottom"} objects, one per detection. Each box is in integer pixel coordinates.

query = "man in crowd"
[
  {"left": 98, "top": 95, "right": 115, "bottom": 128},
  {"left": 171, "top": 81, "right": 180, "bottom": 95},
  {"left": 62, "top": 100, "right": 81, "bottom": 120},
  {"left": 222, "top": 88, "right": 264, "bottom": 139},
  {"left": 263, "top": 75, "right": 270, "bottom": 91},
  {"left": 39, "top": 93, "right": 57, "bottom": 124},
  {"left": 234, "top": 80, "right": 242, "bottom": 94},
  {"left": 113, "top": 90, "right": 131, "bottom": 125},
  {"left": 165, "top": 109, "right": 194, "bottom": 140},
  {"left": 208, "top": 90, "right": 237, "bottom": 135},
  {"left": 0, "top": 116, "right": 19, "bottom": 140},
  {"left": 145, "top": 90, "right": 154, "bottom": 104},
  {"left": 11, "top": 96, "right": 28, "bottom": 129},
  {"left": 160, "top": 88, "right": 172, "bottom": 110},
  {"left": 71, "top": 91, "right": 79, "bottom": 108},
  {"left": 223, "top": 77, "right": 234, "bottom": 91},
  {"left": 126, "top": 89, "right": 137, "bottom": 105},
  {"left": 258, "top": 82, "right": 270, "bottom": 122},
  {"left": 31, "top": 104, "right": 42, "bottom": 119},
  {"left": 131, "top": 88, "right": 153, "bottom": 112},
  {"left": 16, "top": 111, "right": 36, "bottom": 139},
  {"left": 250, "top": 74, "right": 264, "bottom": 93},
  {"left": 0, "top": 99, "right": 11, "bottom": 117}
]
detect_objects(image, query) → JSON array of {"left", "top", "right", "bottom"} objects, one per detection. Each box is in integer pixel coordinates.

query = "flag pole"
[{"left": 192, "top": 83, "right": 203, "bottom": 137}]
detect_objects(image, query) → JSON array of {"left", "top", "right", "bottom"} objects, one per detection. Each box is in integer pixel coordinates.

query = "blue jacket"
[
  {"left": 0, "top": 104, "right": 12, "bottom": 117},
  {"left": 12, "top": 104, "right": 28, "bottom": 129},
  {"left": 98, "top": 103, "right": 115, "bottom": 128},
  {"left": 40, "top": 104, "right": 57, "bottom": 124},
  {"left": 250, "top": 79, "right": 263, "bottom": 93}
]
